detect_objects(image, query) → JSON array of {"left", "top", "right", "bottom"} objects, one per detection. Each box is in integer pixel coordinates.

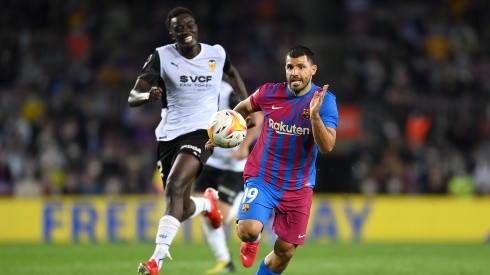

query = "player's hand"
[
  {"left": 310, "top": 84, "right": 328, "bottom": 117},
  {"left": 205, "top": 139, "right": 217, "bottom": 150},
  {"left": 148, "top": 86, "right": 163, "bottom": 102}
]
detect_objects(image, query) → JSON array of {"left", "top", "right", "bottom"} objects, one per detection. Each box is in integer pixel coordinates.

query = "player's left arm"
[{"left": 310, "top": 84, "right": 337, "bottom": 155}]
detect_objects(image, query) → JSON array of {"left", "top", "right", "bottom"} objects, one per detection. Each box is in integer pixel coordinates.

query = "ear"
[{"left": 311, "top": 64, "right": 318, "bottom": 76}]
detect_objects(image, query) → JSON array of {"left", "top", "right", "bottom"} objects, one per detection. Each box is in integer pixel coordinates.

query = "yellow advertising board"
[
  {"left": 0, "top": 195, "right": 489, "bottom": 243},
  {"left": 309, "top": 196, "right": 490, "bottom": 242}
]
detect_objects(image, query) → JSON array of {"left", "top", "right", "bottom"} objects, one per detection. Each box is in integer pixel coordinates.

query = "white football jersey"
[
  {"left": 154, "top": 43, "right": 226, "bottom": 141},
  {"left": 205, "top": 81, "right": 246, "bottom": 172}
]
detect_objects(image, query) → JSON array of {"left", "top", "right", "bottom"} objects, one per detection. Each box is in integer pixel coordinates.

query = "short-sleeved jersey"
[
  {"left": 244, "top": 82, "right": 338, "bottom": 191},
  {"left": 138, "top": 43, "right": 228, "bottom": 141},
  {"left": 205, "top": 80, "right": 246, "bottom": 172}
]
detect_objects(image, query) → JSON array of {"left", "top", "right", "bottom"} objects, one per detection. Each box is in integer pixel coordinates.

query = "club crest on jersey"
[
  {"left": 208, "top": 60, "right": 216, "bottom": 71},
  {"left": 241, "top": 203, "right": 250, "bottom": 213},
  {"left": 302, "top": 108, "right": 310, "bottom": 120}
]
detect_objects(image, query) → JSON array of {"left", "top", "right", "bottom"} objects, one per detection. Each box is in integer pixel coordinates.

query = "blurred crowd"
[
  {"left": 340, "top": 0, "right": 490, "bottom": 196},
  {"left": 0, "top": 0, "right": 489, "bottom": 197}
]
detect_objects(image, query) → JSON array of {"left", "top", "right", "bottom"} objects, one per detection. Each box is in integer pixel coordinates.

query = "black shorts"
[
  {"left": 157, "top": 130, "right": 212, "bottom": 183},
  {"left": 194, "top": 165, "right": 244, "bottom": 205}
]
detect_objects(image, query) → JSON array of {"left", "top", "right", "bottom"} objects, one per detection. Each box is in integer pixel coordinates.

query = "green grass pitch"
[{"left": 0, "top": 242, "right": 489, "bottom": 274}]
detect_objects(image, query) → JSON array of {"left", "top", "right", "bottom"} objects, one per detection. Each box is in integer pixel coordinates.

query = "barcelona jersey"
[{"left": 244, "top": 82, "right": 338, "bottom": 191}]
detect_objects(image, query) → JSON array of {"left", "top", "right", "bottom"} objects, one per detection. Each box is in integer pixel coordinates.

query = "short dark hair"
[
  {"left": 166, "top": 7, "right": 195, "bottom": 30},
  {"left": 286, "top": 46, "right": 315, "bottom": 64}
]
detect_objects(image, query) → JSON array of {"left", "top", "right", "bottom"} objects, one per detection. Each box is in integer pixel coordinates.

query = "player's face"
[
  {"left": 169, "top": 14, "right": 198, "bottom": 48},
  {"left": 285, "top": 55, "right": 317, "bottom": 95}
]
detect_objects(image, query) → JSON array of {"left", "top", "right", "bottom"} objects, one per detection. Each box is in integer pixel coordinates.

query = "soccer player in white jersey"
[
  {"left": 128, "top": 7, "right": 251, "bottom": 275},
  {"left": 194, "top": 80, "right": 262, "bottom": 274}
]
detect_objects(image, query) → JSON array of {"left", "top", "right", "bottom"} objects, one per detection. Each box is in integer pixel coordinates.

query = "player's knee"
[
  {"left": 164, "top": 179, "right": 185, "bottom": 198},
  {"left": 236, "top": 220, "right": 262, "bottom": 242},
  {"left": 164, "top": 184, "right": 187, "bottom": 214},
  {"left": 237, "top": 229, "right": 259, "bottom": 242}
]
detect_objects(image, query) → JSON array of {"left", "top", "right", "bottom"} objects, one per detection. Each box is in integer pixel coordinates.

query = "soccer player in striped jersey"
[
  {"left": 128, "top": 7, "right": 250, "bottom": 275},
  {"left": 223, "top": 45, "right": 339, "bottom": 274}
]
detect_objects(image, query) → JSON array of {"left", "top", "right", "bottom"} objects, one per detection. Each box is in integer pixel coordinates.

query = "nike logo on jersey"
[
  {"left": 171, "top": 62, "right": 179, "bottom": 68},
  {"left": 271, "top": 105, "right": 282, "bottom": 110},
  {"left": 298, "top": 234, "right": 306, "bottom": 238}
]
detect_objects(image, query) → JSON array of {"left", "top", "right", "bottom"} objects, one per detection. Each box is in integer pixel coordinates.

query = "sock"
[
  {"left": 202, "top": 218, "right": 230, "bottom": 262},
  {"left": 189, "top": 196, "right": 211, "bottom": 218},
  {"left": 256, "top": 260, "right": 280, "bottom": 275},
  {"left": 151, "top": 215, "right": 180, "bottom": 268},
  {"left": 150, "top": 244, "right": 170, "bottom": 269},
  {"left": 155, "top": 215, "right": 181, "bottom": 245}
]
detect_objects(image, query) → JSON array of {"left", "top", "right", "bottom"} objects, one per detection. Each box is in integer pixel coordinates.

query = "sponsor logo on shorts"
[
  {"left": 181, "top": 144, "right": 202, "bottom": 156},
  {"left": 241, "top": 203, "right": 250, "bottom": 213}
]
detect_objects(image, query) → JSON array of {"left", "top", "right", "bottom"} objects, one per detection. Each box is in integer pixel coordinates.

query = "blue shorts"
[{"left": 237, "top": 177, "right": 313, "bottom": 245}]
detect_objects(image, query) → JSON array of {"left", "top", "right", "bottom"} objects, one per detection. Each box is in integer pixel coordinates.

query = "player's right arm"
[
  {"left": 234, "top": 83, "right": 271, "bottom": 129},
  {"left": 231, "top": 111, "right": 263, "bottom": 160},
  {"left": 128, "top": 79, "right": 162, "bottom": 107},
  {"left": 128, "top": 51, "right": 163, "bottom": 107},
  {"left": 233, "top": 97, "right": 254, "bottom": 126}
]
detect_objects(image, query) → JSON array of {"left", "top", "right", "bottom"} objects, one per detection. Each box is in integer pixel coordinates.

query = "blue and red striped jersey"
[{"left": 244, "top": 82, "right": 338, "bottom": 191}]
